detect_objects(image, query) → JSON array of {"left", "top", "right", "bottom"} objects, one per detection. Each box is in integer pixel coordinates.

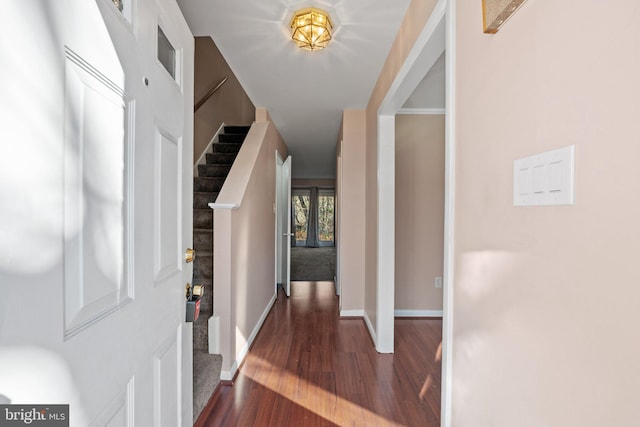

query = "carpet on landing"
[{"left": 290, "top": 247, "right": 336, "bottom": 281}]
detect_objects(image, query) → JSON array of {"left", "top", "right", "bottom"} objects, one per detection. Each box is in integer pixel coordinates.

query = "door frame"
[{"left": 375, "top": 0, "right": 454, "bottom": 425}]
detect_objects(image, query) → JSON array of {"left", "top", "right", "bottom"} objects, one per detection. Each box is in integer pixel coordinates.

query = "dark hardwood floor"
[{"left": 198, "top": 281, "right": 442, "bottom": 426}]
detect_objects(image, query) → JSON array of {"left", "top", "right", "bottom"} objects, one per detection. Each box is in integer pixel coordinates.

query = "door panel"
[
  {"left": 154, "top": 129, "right": 182, "bottom": 283},
  {"left": 153, "top": 327, "right": 181, "bottom": 427},
  {"left": 63, "top": 46, "right": 134, "bottom": 338}
]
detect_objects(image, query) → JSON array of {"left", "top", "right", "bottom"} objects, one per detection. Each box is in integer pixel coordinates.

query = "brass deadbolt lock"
[{"left": 184, "top": 248, "right": 196, "bottom": 263}]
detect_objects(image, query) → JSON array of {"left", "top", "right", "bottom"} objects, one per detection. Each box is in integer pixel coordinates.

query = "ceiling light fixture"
[{"left": 290, "top": 7, "right": 333, "bottom": 51}]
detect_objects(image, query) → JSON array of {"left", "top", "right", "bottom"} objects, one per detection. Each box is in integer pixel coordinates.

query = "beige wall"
[
  {"left": 194, "top": 37, "right": 254, "bottom": 163},
  {"left": 337, "top": 110, "right": 367, "bottom": 313},
  {"left": 453, "top": 1, "right": 640, "bottom": 425},
  {"left": 395, "top": 115, "right": 444, "bottom": 311},
  {"left": 365, "top": 0, "right": 439, "bottom": 333},
  {"left": 230, "top": 122, "right": 283, "bottom": 362},
  {"left": 213, "top": 110, "right": 287, "bottom": 376}
]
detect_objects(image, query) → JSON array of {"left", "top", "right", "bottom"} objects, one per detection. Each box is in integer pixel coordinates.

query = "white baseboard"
[
  {"left": 219, "top": 293, "right": 277, "bottom": 381},
  {"left": 339, "top": 309, "right": 364, "bottom": 317},
  {"left": 395, "top": 309, "right": 443, "bottom": 317},
  {"left": 397, "top": 108, "right": 446, "bottom": 115},
  {"left": 220, "top": 362, "right": 237, "bottom": 382},
  {"left": 194, "top": 122, "right": 225, "bottom": 177},
  {"left": 363, "top": 311, "right": 377, "bottom": 347}
]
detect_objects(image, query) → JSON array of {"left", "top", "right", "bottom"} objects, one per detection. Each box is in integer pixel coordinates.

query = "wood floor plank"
[{"left": 199, "top": 281, "right": 442, "bottom": 426}]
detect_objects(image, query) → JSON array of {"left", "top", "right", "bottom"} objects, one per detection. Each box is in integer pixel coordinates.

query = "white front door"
[{"left": 0, "top": 1, "right": 194, "bottom": 425}]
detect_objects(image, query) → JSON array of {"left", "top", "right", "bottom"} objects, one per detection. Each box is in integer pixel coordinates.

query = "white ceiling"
[{"left": 177, "top": 0, "right": 413, "bottom": 178}]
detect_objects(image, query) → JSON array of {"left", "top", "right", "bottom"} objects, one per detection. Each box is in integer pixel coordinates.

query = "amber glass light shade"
[{"left": 290, "top": 8, "right": 333, "bottom": 51}]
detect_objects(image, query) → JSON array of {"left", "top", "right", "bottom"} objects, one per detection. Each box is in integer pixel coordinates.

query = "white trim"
[
  {"left": 394, "top": 309, "right": 443, "bottom": 317},
  {"left": 220, "top": 361, "right": 237, "bottom": 382},
  {"left": 208, "top": 315, "right": 220, "bottom": 354},
  {"left": 363, "top": 311, "right": 377, "bottom": 346},
  {"left": 397, "top": 108, "right": 446, "bottom": 115},
  {"left": 442, "top": 1, "right": 456, "bottom": 426},
  {"left": 374, "top": 0, "right": 447, "bottom": 355},
  {"left": 208, "top": 202, "right": 239, "bottom": 210},
  {"left": 339, "top": 309, "right": 365, "bottom": 317},
  {"left": 219, "top": 293, "right": 276, "bottom": 381},
  {"left": 378, "top": 0, "right": 447, "bottom": 115},
  {"left": 373, "top": 0, "right": 453, "bottom": 422},
  {"left": 193, "top": 122, "right": 225, "bottom": 176},
  {"left": 376, "top": 115, "right": 395, "bottom": 354}
]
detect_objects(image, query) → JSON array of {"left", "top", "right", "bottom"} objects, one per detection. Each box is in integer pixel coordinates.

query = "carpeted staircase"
[{"left": 192, "top": 125, "right": 250, "bottom": 420}]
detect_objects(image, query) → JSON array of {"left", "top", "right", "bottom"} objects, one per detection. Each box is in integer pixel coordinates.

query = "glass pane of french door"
[
  {"left": 318, "top": 190, "right": 334, "bottom": 246},
  {"left": 292, "top": 190, "right": 310, "bottom": 245}
]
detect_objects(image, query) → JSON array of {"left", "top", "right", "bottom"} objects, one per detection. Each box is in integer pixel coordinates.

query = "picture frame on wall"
[{"left": 482, "top": 0, "right": 528, "bottom": 33}]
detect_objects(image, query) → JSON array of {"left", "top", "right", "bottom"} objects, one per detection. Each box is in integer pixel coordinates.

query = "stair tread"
[
  {"left": 194, "top": 251, "right": 213, "bottom": 257},
  {"left": 223, "top": 125, "right": 251, "bottom": 134},
  {"left": 218, "top": 134, "right": 246, "bottom": 144},
  {"left": 212, "top": 144, "right": 241, "bottom": 153}
]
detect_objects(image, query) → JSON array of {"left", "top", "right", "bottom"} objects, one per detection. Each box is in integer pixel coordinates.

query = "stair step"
[
  {"left": 193, "top": 351, "right": 222, "bottom": 419},
  {"left": 212, "top": 143, "right": 241, "bottom": 154},
  {"left": 194, "top": 177, "right": 225, "bottom": 192},
  {"left": 193, "top": 209, "right": 213, "bottom": 229},
  {"left": 224, "top": 125, "right": 251, "bottom": 135},
  {"left": 194, "top": 229, "right": 212, "bottom": 251},
  {"left": 194, "top": 250, "right": 212, "bottom": 257},
  {"left": 193, "top": 316, "right": 210, "bottom": 351},
  {"left": 218, "top": 133, "right": 245, "bottom": 144},
  {"left": 206, "top": 152, "right": 237, "bottom": 165},
  {"left": 198, "top": 164, "right": 231, "bottom": 178},
  {"left": 193, "top": 192, "right": 219, "bottom": 209},
  {"left": 193, "top": 254, "right": 212, "bottom": 281}
]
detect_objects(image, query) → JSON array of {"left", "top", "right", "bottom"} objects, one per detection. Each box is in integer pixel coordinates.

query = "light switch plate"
[{"left": 514, "top": 145, "right": 575, "bottom": 206}]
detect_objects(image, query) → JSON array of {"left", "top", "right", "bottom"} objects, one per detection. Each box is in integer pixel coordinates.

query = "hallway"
[{"left": 198, "top": 281, "right": 442, "bottom": 426}]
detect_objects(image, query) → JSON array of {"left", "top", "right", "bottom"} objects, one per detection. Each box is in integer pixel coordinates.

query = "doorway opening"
[
  {"left": 292, "top": 187, "right": 335, "bottom": 247},
  {"left": 290, "top": 186, "right": 336, "bottom": 283}
]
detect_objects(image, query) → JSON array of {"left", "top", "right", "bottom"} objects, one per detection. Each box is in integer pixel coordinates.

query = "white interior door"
[
  {"left": 275, "top": 154, "right": 292, "bottom": 297},
  {"left": 0, "top": 1, "right": 194, "bottom": 425},
  {"left": 284, "top": 156, "right": 292, "bottom": 297},
  {"left": 275, "top": 152, "right": 284, "bottom": 294}
]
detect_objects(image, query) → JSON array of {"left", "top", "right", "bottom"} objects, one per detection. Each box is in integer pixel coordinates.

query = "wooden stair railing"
[{"left": 194, "top": 76, "right": 228, "bottom": 112}]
